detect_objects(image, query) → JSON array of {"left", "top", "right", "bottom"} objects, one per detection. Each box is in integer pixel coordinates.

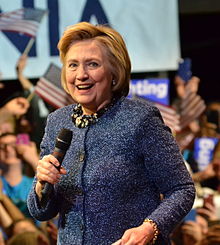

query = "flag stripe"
[
  {"left": 0, "top": 19, "right": 38, "bottom": 31},
  {"left": 180, "top": 101, "right": 206, "bottom": 130},
  {"left": 34, "top": 87, "right": 65, "bottom": 107},
  {"left": 153, "top": 102, "right": 181, "bottom": 131},
  {"left": 0, "top": 8, "right": 45, "bottom": 37},
  {"left": 180, "top": 92, "right": 197, "bottom": 110},
  {"left": 0, "top": 26, "right": 37, "bottom": 37},
  {"left": 37, "top": 77, "right": 67, "bottom": 98},
  {"left": 34, "top": 63, "right": 74, "bottom": 108},
  {"left": 35, "top": 79, "right": 68, "bottom": 106},
  {"left": 181, "top": 95, "right": 201, "bottom": 116},
  {"left": 35, "top": 88, "right": 65, "bottom": 108}
]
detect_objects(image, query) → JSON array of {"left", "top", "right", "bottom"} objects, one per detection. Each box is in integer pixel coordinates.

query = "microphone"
[{"left": 40, "top": 128, "right": 73, "bottom": 206}]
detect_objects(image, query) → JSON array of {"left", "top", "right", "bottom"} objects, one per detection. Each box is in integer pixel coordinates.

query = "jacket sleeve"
[
  {"left": 141, "top": 105, "right": 196, "bottom": 240},
  {"left": 27, "top": 113, "right": 61, "bottom": 221}
]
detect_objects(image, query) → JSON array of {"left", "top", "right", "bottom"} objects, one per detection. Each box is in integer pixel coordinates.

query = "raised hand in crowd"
[
  {"left": 16, "top": 54, "right": 33, "bottom": 91},
  {"left": 197, "top": 199, "right": 218, "bottom": 223},
  {"left": 16, "top": 139, "right": 39, "bottom": 171},
  {"left": 193, "top": 163, "right": 215, "bottom": 184},
  {"left": 198, "top": 224, "right": 220, "bottom": 245},
  {"left": 175, "top": 75, "right": 201, "bottom": 99},
  {"left": 181, "top": 220, "right": 205, "bottom": 245}
]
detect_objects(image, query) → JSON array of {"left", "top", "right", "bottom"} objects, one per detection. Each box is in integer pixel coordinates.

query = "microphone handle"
[{"left": 40, "top": 151, "right": 65, "bottom": 207}]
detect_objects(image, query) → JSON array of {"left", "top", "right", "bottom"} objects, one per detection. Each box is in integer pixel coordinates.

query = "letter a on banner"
[{"left": 80, "top": 0, "right": 110, "bottom": 24}]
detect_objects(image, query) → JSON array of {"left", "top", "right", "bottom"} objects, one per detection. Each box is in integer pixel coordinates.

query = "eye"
[
  {"left": 88, "top": 62, "right": 99, "bottom": 68},
  {"left": 68, "top": 63, "right": 78, "bottom": 69}
]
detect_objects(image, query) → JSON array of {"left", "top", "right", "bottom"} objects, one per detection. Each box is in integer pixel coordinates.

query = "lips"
[{"left": 76, "top": 84, "right": 94, "bottom": 90}]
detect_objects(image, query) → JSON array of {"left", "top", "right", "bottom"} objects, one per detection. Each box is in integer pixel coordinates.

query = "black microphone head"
[{"left": 55, "top": 128, "right": 73, "bottom": 151}]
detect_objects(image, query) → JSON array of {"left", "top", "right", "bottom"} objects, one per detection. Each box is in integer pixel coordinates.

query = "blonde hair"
[
  {"left": 7, "top": 231, "right": 49, "bottom": 245},
  {"left": 57, "top": 22, "right": 131, "bottom": 97}
]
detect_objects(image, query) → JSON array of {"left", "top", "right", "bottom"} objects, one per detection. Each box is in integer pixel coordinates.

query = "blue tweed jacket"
[{"left": 27, "top": 97, "right": 195, "bottom": 245}]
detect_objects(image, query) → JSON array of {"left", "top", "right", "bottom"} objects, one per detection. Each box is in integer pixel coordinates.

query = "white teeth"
[
  {"left": 77, "top": 84, "right": 93, "bottom": 90},
  {"left": 78, "top": 85, "right": 90, "bottom": 88}
]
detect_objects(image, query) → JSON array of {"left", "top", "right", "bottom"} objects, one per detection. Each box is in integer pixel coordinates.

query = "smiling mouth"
[{"left": 76, "top": 84, "right": 94, "bottom": 90}]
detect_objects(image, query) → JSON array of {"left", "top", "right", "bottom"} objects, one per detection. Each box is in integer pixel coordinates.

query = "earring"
[{"left": 112, "top": 79, "right": 116, "bottom": 86}]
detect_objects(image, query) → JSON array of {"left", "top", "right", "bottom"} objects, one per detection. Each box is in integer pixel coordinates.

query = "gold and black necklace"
[{"left": 71, "top": 97, "right": 117, "bottom": 128}]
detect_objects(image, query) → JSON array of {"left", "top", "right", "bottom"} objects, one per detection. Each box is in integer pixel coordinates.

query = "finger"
[
  {"left": 38, "top": 160, "right": 59, "bottom": 175},
  {"left": 36, "top": 169, "right": 61, "bottom": 184},
  {"left": 41, "top": 155, "right": 60, "bottom": 168},
  {"left": 37, "top": 163, "right": 61, "bottom": 184},
  {"left": 197, "top": 208, "right": 211, "bottom": 217},
  {"left": 59, "top": 167, "right": 67, "bottom": 175},
  {"left": 205, "top": 202, "right": 215, "bottom": 210},
  {"left": 37, "top": 160, "right": 61, "bottom": 176}
]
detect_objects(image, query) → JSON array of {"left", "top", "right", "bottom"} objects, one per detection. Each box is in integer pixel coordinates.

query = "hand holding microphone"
[{"left": 35, "top": 128, "right": 73, "bottom": 206}]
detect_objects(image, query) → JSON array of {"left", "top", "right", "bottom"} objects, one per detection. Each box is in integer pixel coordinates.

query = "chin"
[{"left": 76, "top": 97, "right": 95, "bottom": 106}]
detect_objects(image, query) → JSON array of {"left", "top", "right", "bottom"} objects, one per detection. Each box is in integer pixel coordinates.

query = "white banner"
[{"left": 0, "top": 0, "right": 180, "bottom": 79}]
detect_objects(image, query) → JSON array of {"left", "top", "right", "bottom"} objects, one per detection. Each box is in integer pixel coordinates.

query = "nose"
[
  {"left": 76, "top": 65, "right": 89, "bottom": 81},
  {"left": 4, "top": 143, "right": 16, "bottom": 151}
]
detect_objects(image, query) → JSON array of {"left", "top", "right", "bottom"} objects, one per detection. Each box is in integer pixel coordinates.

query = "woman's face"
[
  {"left": 65, "top": 39, "right": 113, "bottom": 114},
  {"left": 0, "top": 135, "right": 21, "bottom": 165}
]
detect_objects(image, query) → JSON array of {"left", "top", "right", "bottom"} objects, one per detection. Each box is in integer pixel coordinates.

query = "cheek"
[
  {"left": 65, "top": 71, "right": 74, "bottom": 83},
  {"left": 94, "top": 72, "right": 112, "bottom": 88}
]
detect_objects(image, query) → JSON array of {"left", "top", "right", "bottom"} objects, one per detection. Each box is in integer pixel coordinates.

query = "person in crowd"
[
  {"left": 198, "top": 224, "right": 220, "bottom": 245},
  {"left": 171, "top": 185, "right": 220, "bottom": 245},
  {"left": 0, "top": 132, "right": 39, "bottom": 218},
  {"left": 200, "top": 101, "right": 220, "bottom": 138},
  {"left": 0, "top": 97, "right": 29, "bottom": 126},
  {"left": 6, "top": 230, "right": 50, "bottom": 245},
  {"left": 192, "top": 133, "right": 220, "bottom": 192},
  {"left": 15, "top": 54, "right": 51, "bottom": 148},
  {"left": 182, "top": 101, "right": 220, "bottom": 192},
  {"left": 180, "top": 213, "right": 208, "bottom": 245},
  {"left": 27, "top": 22, "right": 195, "bottom": 245},
  {"left": 1, "top": 180, "right": 57, "bottom": 244}
]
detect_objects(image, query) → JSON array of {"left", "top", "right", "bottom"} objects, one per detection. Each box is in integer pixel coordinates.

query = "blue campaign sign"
[
  {"left": 128, "top": 78, "right": 170, "bottom": 105},
  {"left": 194, "top": 137, "right": 219, "bottom": 171}
]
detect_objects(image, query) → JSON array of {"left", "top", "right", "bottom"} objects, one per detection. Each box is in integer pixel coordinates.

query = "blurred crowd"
[
  {"left": 0, "top": 55, "right": 220, "bottom": 245},
  {"left": 0, "top": 55, "right": 56, "bottom": 245}
]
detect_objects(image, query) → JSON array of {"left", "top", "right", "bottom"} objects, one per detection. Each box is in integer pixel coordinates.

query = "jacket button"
[{"left": 79, "top": 153, "right": 85, "bottom": 162}]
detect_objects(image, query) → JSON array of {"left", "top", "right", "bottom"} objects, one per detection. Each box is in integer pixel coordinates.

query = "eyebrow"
[{"left": 66, "top": 57, "right": 101, "bottom": 63}]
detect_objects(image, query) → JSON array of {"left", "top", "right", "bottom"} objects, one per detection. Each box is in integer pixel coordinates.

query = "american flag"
[
  {"left": 34, "top": 63, "right": 74, "bottom": 109},
  {"left": 0, "top": 8, "right": 46, "bottom": 37},
  {"left": 179, "top": 93, "right": 206, "bottom": 130},
  {"left": 175, "top": 58, "right": 206, "bottom": 131},
  {"left": 154, "top": 102, "right": 181, "bottom": 132}
]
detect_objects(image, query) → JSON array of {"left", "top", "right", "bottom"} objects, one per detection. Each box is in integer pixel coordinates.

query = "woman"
[
  {"left": 27, "top": 22, "right": 195, "bottom": 245},
  {"left": 0, "top": 133, "right": 38, "bottom": 218}
]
